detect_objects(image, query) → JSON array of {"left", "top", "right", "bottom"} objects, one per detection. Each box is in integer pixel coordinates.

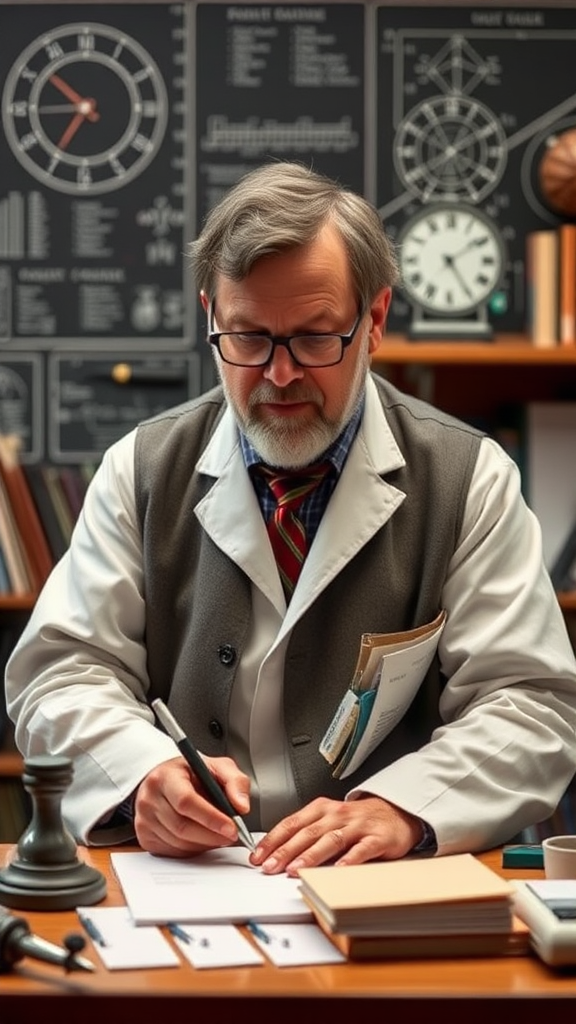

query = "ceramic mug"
[{"left": 542, "top": 835, "right": 576, "bottom": 879}]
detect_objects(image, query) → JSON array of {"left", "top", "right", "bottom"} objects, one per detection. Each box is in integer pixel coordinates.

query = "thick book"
[
  {"left": 297, "top": 853, "right": 513, "bottom": 936},
  {"left": 304, "top": 895, "right": 530, "bottom": 960}
]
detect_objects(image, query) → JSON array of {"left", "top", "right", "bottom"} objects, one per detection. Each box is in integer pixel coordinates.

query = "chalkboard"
[
  {"left": 0, "top": 2, "right": 189, "bottom": 348},
  {"left": 48, "top": 352, "right": 200, "bottom": 460},
  {"left": 0, "top": 355, "right": 43, "bottom": 461},
  {"left": 376, "top": 5, "right": 576, "bottom": 335}
]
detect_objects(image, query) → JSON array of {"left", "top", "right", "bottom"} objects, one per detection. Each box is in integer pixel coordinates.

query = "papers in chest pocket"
[{"left": 319, "top": 610, "right": 446, "bottom": 779}]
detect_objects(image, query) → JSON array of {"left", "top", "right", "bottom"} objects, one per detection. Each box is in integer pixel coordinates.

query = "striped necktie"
[{"left": 258, "top": 462, "right": 331, "bottom": 597}]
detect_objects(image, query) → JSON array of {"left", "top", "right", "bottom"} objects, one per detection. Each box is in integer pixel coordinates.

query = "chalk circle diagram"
[{"left": 392, "top": 94, "right": 508, "bottom": 204}]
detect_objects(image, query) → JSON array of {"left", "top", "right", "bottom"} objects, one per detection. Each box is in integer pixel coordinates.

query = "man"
[{"left": 5, "top": 162, "right": 576, "bottom": 875}]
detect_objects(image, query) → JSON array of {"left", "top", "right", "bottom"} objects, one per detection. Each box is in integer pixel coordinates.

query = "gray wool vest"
[{"left": 134, "top": 375, "right": 482, "bottom": 824}]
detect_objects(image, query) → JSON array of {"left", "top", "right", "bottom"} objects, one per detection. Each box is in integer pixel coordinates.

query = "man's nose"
[{"left": 263, "top": 343, "right": 305, "bottom": 387}]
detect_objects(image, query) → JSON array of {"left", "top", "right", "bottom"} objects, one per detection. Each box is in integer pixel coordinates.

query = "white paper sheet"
[
  {"left": 76, "top": 906, "right": 180, "bottom": 970},
  {"left": 110, "top": 845, "right": 313, "bottom": 926}
]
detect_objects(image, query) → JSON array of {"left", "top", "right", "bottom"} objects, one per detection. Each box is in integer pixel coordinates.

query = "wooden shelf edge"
[
  {"left": 0, "top": 593, "right": 37, "bottom": 612},
  {"left": 373, "top": 334, "right": 576, "bottom": 365},
  {"left": 0, "top": 751, "right": 23, "bottom": 778}
]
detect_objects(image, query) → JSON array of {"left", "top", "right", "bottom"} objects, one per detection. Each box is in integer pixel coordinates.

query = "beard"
[{"left": 217, "top": 343, "right": 370, "bottom": 469}]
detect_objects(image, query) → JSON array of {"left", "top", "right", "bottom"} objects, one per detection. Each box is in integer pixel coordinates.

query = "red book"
[{"left": 0, "top": 436, "right": 54, "bottom": 591}]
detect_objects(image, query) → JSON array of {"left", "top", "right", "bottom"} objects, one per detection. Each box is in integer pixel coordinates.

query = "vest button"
[
  {"left": 209, "top": 719, "right": 224, "bottom": 739},
  {"left": 218, "top": 644, "right": 236, "bottom": 666}
]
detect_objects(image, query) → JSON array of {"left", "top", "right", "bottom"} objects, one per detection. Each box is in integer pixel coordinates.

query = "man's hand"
[
  {"left": 134, "top": 755, "right": 251, "bottom": 857},
  {"left": 250, "top": 796, "right": 423, "bottom": 876}
]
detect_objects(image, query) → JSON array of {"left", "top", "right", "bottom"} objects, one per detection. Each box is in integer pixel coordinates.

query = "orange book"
[
  {"left": 559, "top": 223, "right": 576, "bottom": 346},
  {"left": 526, "top": 230, "right": 558, "bottom": 347},
  {"left": 0, "top": 435, "right": 54, "bottom": 591}
]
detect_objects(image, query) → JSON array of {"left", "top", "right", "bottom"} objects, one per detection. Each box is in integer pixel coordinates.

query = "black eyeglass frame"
[{"left": 207, "top": 301, "right": 363, "bottom": 368}]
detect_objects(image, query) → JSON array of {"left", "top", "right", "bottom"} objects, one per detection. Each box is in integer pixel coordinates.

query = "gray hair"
[{"left": 188, "top": 161, "right": 399, "bottom": 310}]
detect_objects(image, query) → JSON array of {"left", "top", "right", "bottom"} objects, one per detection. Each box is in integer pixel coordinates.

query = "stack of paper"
[{"left": 298, "top": 853, "right": 529, "bottom": 960}]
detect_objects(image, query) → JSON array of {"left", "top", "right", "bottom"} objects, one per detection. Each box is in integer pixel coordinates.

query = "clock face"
[
  {"left": 2, "top": 22, "right": 168, "bottom": 195},
  {"left": 398, "top": 205, "right": 505, "bottom": 317}
]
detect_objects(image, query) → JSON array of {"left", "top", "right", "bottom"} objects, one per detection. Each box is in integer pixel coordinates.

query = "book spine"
[
  {"left": 559, "top": 223, "right": 576, "bottom": 346},
  {"left": 526, "top": 230, "right": 558, "bottom": 348}
]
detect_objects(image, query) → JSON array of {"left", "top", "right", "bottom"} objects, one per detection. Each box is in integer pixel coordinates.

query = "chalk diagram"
[{"left": 377, "top": 20, "right": 576, "bottom": 333}]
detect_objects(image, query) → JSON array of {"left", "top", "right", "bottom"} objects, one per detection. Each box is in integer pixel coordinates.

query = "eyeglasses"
[{"left": 207, "top": 301, "right": 363, "bottom": 368}]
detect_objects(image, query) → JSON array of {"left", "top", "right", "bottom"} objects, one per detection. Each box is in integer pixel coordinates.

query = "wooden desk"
[{"left": 1, "top": 844, "right": 575, "bottom": 1023}]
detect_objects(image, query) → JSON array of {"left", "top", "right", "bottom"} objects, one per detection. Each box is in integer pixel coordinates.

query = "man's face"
[{"left": 202, "top": 222, "right": 391, "bottom": 468}]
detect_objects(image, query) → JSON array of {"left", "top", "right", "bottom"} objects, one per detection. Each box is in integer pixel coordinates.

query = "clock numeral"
[
  {"left": 45, "top": 41, "right": 65, "bottom": 61},
  {"left": 78, "top": 33, "right": 96, "bottom": 52},
  {"left": 9, "top": 102, "right": 28, "bottom": 118},
  {"left": 19, "top": 132, "right": 37, "bottom": 152},
  {"left": 77, "top": 164, "right": 92, "bottom": 188},
  {"left": 109, "top": 156, "right": 125, "bottom": 178},
  {"left": 132, "top": 133, "right": 153, "bottom": 153},
  {"left": 21, "top": 66, "right": 37, "bottom": 83},
  {"left": 133, "top": 67, "right": 152, "bottom": 85}
]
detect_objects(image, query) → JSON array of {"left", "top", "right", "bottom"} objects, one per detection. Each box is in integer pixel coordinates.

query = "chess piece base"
[{"left": 0, "top": 857, "right": 107, "bottom": 910}]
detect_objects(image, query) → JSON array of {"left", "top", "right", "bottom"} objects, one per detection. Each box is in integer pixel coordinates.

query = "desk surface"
[{"left": 1, "top": 844, "right": 575, "bottom": 1022}]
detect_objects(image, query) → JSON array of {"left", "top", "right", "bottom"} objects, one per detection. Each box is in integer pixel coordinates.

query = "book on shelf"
[
  {"left": 40, "top": 465, "right": 75, "bottom": 547},
  {"left": 0, "top": 472, "right": 35, "bottom": 596},
  {"left": 22, "top": 463, "right": 70, "bottom": 563},
  {"left": 304, "top": 897, "right": 531, "bottom": 960},
  {"left": 297, "top": 853, "right": 513, "bottom": 937},
  {"left": 559, "top": 222, "right": 576, "bottom": 346},
  {"left": 525, "top": 229, "right": 558, "bottom": 348},
  {"left": 0, "top": 434, "right": 54, "bottom": 590}
]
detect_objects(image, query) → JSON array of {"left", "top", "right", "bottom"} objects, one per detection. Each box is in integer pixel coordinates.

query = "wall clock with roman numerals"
[
  {"left": 2, "top": 21, "right": 168, "bottom": 196},
  {"left": 398, "top": 204, "right": 506, "bottom": 339},
  {"left": 397, "top": 203, "right": 506, "bottom": 340}
]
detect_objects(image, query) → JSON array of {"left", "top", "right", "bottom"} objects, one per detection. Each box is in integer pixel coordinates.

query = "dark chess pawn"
[{"left": 0, "top": 755, "right": 106, "bottom": 910}]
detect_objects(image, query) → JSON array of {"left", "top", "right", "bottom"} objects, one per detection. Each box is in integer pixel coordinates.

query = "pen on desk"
[
  {"left": 167, "top": 922, "right": 191, "bottom": 945},
  {"left": 151, "top": 697, "right": 257, "bottom": 854},
  {"left": 247, "top": 921, "right": 270, "bottom": 944},
  {"left": 77, "top": 913, "right": 107, "bottom": 948}
]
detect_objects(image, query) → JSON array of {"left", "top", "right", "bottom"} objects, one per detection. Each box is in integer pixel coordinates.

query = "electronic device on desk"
[{"left": 513, "top": 880, "right": 576, "bottom": 966}]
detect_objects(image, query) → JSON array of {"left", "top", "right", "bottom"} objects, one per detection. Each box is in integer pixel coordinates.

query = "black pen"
[
  {"left": 77, "top": 913, "right": 107, "bottom": 948},
  {"left": 151, "top": 698, "right": 256, "bottom": 854}
]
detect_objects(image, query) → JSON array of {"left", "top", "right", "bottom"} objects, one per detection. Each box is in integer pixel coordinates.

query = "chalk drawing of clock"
[
  {"left": 2, "top": 22, "right": 168, "bottom": 195},
  {"left": 393, "top": 95, "right": 508, "bottom": 204}
]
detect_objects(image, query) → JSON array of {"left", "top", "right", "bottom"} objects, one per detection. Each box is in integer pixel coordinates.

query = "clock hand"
[
  {"left": 49, "top": 73, "right": 84, "bottom": 105},
  {"left": 441, "top": 254, "right": 473, "bottom": 300},
  {"left": 38, "top": 104, "right": 80, "bottom": 114},
  {"left": 57, "top": 111, "right": 87, "bottom": 151},
  {"left": 49, "top": 76, "right": 100, "bottom": 123}
]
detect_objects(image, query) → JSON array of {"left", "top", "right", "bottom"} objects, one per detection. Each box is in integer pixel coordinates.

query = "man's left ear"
[
  {"left": 367, "top": 287, "right": 392, "bottom": 354},
  {"left": 200, "top": 290, "right": 209, "bottom": 313}
]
